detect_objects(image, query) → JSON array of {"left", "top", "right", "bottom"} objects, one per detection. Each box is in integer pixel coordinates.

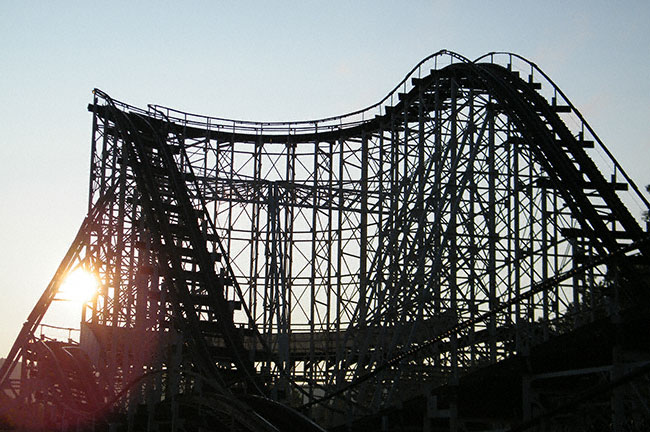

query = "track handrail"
[
  {"left": 95, "top": 50, "right": 473, "bottom": 135},
  {"left": 475, "top": 51, "right": 650, "bottom": 210}
]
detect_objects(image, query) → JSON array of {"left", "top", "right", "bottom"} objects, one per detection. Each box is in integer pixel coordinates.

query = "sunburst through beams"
[{"left": 58, "top": 268, "right": 99, "bottom": 304}]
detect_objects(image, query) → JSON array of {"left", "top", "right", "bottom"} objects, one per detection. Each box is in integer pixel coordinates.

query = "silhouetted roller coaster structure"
[{"left": 1, "top": 51, "right": 650, "bottom": 431}]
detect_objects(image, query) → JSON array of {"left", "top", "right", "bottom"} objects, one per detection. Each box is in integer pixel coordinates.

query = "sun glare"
[{"left": 59, "top": 268, "right": 99, "bottom": 304}]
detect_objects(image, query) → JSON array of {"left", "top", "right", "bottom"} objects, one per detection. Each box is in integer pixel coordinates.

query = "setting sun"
[{"left": 58, "top": 268, "right": 99, "bottom": 304}]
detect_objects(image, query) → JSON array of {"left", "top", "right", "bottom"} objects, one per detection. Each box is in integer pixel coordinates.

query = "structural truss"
[{"left": 1, "top": 51, "right": 650, "bottom": 431}]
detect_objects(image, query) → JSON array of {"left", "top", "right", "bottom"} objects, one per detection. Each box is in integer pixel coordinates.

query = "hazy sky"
[{"left": 1, "top": 1, "right": 649, "bottom": 357}]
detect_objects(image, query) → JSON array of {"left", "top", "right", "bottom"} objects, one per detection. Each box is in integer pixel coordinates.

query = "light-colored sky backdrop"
[{"left": 1, "top": 1, "right": 649, "bottom": 357}]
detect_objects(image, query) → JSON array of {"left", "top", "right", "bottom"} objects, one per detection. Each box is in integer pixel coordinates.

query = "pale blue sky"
[{"left": 1, "top": 1, "right": 649, "bottom": 356}]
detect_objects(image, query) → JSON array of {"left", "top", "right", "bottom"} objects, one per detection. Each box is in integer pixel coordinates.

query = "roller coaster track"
[{"left": 1, "top": 50, "right": 649, "bottom": 431}]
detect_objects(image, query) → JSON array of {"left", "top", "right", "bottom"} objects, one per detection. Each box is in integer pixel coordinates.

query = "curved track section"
[{"left": 3, "top": 51, "right": 649, "bottom": 431}]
